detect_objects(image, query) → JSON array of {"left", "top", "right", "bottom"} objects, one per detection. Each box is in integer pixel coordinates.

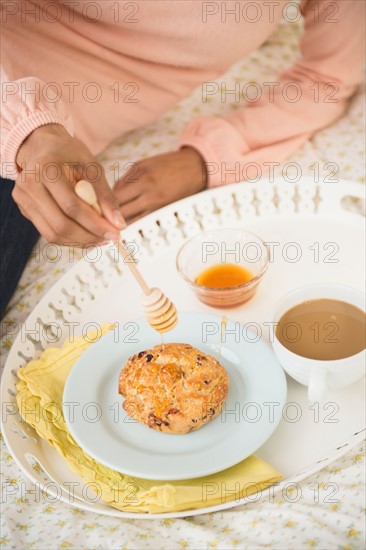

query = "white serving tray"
[{"left": 1, "top": 177, "right": 365, "bottom": 518}]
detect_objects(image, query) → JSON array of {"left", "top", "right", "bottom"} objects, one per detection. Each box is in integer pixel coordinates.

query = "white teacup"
[{"left": 272, "top": 283, "right": 366, "bottom": 401}]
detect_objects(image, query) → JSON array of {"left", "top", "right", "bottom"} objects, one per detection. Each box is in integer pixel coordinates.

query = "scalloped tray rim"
[{"left": 1, "top": 177, "right": 365, "bottom": 518}]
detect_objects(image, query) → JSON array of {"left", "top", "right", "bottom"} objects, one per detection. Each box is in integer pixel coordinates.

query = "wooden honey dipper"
[{"left": 75, "top": 180, "right": 178, "bottom": 333}]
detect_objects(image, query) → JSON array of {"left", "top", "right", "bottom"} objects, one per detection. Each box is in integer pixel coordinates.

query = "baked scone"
[{"left": 119, "top": 343, "right": 229, "bottom": 434}]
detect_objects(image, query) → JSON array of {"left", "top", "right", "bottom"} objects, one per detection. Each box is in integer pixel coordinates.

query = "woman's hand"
[
  {"left": 114, "top": 147, "right": 207, "bottom": 222},
  {"left": 14, "top": 124, "right": 125, "bottom": 246}
]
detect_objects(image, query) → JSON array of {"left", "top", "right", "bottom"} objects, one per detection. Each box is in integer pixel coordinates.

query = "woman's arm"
[
  {"left": 0, "top": 70, "right": 125, "bottom": 244},
  {"left": 0, "top": 70, "right": 74, "bottom": 179},
  {"left": 180, "top": 0, "right": 365, "bottom": 186}
]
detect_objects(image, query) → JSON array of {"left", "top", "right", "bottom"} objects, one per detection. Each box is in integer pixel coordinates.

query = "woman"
[{"left": 0, "top": 0, "right": 364, "bottom": 317}]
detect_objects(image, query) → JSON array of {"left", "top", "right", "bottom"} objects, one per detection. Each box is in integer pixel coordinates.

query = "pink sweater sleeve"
[
  {"left": 180, "top": 0, "right": 365, "bottom": 187},
  {"left": 0, "top": 69, "right": 73, "bottom": 179}
]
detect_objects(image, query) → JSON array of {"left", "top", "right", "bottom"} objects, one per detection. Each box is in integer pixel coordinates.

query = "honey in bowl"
[
  {"left": 195, "top": 263, "right": 254, "bottom": 288},
  {"left": 176, "top": 229, "right": 269, "bottom": 308}
]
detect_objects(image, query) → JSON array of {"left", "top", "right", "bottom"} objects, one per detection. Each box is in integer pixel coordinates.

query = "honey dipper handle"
[
  {"left": 75, "top": 179, "right": 152, "bottom": 295},
  {"left": 115, "top": 242, "right": 151, "bottom": 295},
  {"left": 75, "top": 180, "right": 102, "bottom": 214}
]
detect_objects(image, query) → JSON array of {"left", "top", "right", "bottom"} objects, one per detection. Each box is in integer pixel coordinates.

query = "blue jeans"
[{"left": 0, "top": 177, "right": 39, "bottom": 318}]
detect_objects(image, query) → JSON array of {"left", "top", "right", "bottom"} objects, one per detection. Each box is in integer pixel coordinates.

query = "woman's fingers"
[
  {"left": 115, "top": 172, "right": 146, "bottom": 220},
  {"left": 14, "top": 182, "right": 105, "bottom": 246},
  {"left": 126, "top": 211, "right": 152, "bottom": 225},
  {"left": 43, "top": 175, "right": 120, "bottom": 241},
  {"left": 13, "top": 186, "right": 63, "bottom": 243},
  {"left": 93, "top": 177, "right": 126, "bottom": 230},
  {"left": 119, "top": 195, "right": 149, "bottom": 220},
  {"left": 15, "top": 127, "right": 126, "bottom": 245},
  {"left": 65, "top": 155, "right": 126, "bottom": 231},
  {"left": 114, "top": 177, "right": 141, "bottom": 205}
]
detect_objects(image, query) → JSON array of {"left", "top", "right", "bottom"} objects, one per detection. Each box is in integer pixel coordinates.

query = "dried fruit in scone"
[{"left": 119, "top": 343, "right": 229, "bottom": 434}]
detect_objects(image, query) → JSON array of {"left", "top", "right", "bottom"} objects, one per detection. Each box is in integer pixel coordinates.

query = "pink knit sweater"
[{"left": 1, "top": 0, "right": 365, "bottom": 186}]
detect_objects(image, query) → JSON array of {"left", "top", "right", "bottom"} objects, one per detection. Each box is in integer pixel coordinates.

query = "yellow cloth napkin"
[{"left": 16, "top": 323, "right": 282, "bottom": 513}]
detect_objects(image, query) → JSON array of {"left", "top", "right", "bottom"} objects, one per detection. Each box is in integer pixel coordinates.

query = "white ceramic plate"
[{"left": 63, "top": 312, "right": 287, "bottom": 480}]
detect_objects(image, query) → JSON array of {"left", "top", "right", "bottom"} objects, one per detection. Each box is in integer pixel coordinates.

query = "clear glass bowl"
[{"left": 176, "top": 228, "right": 269, "bottom": 307}]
